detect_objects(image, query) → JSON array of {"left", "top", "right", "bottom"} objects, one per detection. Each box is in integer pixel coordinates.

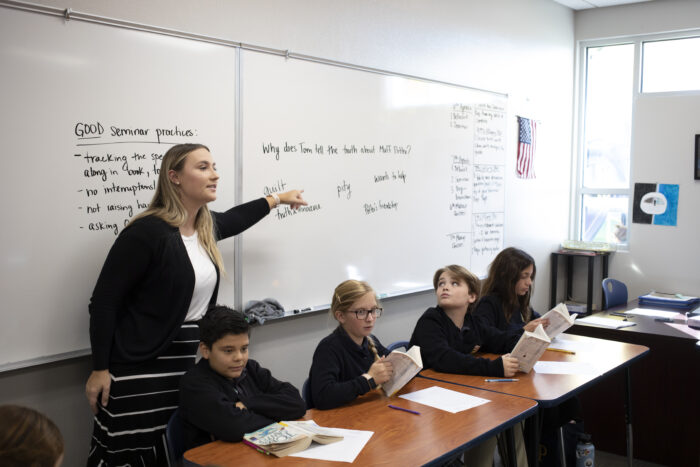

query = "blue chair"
[
  {"left": 166, "top": 409, "right": 195, "bottom": 467},
  {"left": 602, "top": 278, "right": 628, "bottom": 309},
  {"left": 386, "top": 340, "right": 410, "bottom": 352},
  {"left": 302, "top": 378, "right": 314, "bottom": 409}
]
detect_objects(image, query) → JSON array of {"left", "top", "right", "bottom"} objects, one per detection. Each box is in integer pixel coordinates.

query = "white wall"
[
  {"left": 0, "top": 1, "right": 575, "bottom": 465},
  {"left": 575, "top": 0, "right": 700, "bottom": 299}
]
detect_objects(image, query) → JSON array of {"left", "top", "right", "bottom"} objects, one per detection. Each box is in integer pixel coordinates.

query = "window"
[
  {"left": 642, "top": 36, "right": 700, "bottom": 93},
  {"left": 576, "top": 43, "right": 634, "bottom": 246},
  {"left": 575, "top": 32, "right": 700, "bottom": 247}
]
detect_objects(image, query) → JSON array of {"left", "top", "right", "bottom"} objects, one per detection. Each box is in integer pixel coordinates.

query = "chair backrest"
[
  {"left": 386, "top": 340, "right": 410, "bottom": 352},
  {"left": 602, "top": 278, "right": 628, "bottom": 309},
  {"left": 302, "top": 378, "right": 314, "bottom": 409},
  {"left": 166, "top": 409, "right": 186, "bottom": 465}
]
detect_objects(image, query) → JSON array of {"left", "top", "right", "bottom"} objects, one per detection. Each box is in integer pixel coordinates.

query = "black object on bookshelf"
[{"left": 550, "top": 249, "right": 611, "bottom": 316}]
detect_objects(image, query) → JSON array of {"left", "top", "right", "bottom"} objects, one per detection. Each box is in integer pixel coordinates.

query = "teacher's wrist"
[{"left": 265, "top": 194, "right": 280, "bottom": 209}]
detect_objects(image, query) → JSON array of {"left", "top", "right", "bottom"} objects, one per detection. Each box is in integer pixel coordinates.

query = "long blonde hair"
[
  {"left": 330, "top": 280, "right": 381, "bottom": 359},
  {"left": 130, "top": 143, "right": 225, "bottom": 272}
]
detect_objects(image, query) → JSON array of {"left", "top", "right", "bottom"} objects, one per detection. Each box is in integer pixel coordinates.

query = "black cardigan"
[
  {"left": 409, "top": 306, "right": 517, "bottom": 376},
  {"left": 179, "top": 358, "right": 306, "bottom": 450},
  {"left": 308, "top": 326, "right": 388, "bottom": 410},
  {"left": 88, "top": 198, "right": 269, "bottom": 370}
]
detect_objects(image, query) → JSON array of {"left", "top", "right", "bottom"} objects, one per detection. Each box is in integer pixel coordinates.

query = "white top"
[{"left": 181, "top": 231, "right": 217, "bottom": 322}]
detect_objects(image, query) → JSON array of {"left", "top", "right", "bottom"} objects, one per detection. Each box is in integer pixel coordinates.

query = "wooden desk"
[
  {"left": 420, "top": 334, "right": 649, "bottom": 466},
  {"left": 184, "top": 377, "right": 537, "bottom": 467},
  {"left": 568, "top": 300, "right": 699, "bottom": 466}
]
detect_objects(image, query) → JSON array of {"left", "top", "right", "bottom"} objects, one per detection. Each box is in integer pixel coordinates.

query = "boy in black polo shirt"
[{"left": 179, "top": 306, "right": 306, "bottom": 450}]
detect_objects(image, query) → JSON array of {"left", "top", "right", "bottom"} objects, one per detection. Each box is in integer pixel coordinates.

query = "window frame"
[{"left": 572, "top": 30, "right": 700, "bottom": 250}]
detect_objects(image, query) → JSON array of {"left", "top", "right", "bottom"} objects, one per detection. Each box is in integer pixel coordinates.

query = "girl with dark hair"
[
  {"left": 85, "top": 143, "right": 307, "bottom": 466},
  {"left": 474, "top": 247, "right": 549, "bottom": 340},
  {"left": 475, "top": 248, "right": 582, "bottom": 456}
]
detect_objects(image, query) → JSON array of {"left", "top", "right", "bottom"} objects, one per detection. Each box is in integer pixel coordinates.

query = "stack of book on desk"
[{"left": 638, "top": 292, "right": 700, "bottom": 311}]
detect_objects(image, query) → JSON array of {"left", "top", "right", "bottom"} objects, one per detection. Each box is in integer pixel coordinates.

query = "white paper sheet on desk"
[
  {"left": 289, "top": 427, "right": 373, "bottom": 463},
  {"left": 664, "top": 322, "right": 700, "bottom": 339},
  {"left": 399, "top": 386, "right": 490, "bottom": 413},
  {"left": 576, "top": 316, "right": 636, "bottom": 329},
  {"left": 624, "top": 308, "right": 684, "bottom": 319},
  {"left": 534, "top": 361, "right": 599, "bottom": 375}
]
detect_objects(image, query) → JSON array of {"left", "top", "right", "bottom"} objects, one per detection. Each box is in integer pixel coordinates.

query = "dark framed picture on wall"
[{"left": 696, "top": 134, "right": 700, "bottom": 180}]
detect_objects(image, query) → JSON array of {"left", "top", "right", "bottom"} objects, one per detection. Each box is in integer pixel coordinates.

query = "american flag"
[{"left": 517, "top": 116, "right": 536, "bottom": 179}]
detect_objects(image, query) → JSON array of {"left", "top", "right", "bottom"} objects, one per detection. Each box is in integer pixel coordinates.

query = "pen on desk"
[
  {"left": 388, "top": 404, "right": 420, "bottom": 415},
  {"left": 547, "top": 348, "right": 576, "bottom": 355},
  {"left": 609, "top": 312, "right": 630, "bottom": 318},
  {"left": 243, "top": 440, "right": 272, "bottom": 456},
  {"left": 654, "top": 317, "right": 674, "bottom": 323},
  {"left": 485, "top": 379, "right": 519, "bottom": 382}
]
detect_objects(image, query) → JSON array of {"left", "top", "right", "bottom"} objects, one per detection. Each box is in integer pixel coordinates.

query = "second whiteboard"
[{"left": 240, "top": 51, "right": 506, "bottom": 311}]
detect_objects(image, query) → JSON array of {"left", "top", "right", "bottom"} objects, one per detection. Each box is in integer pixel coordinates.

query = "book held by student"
[
  {"left": 243, "top": 420, "right": 344, "bottom": 457},
  {"left": 511, "top": 323, "right": 550, "bottom": 373},
  {"left": 381, "top": 345, "right": 423, "bottom": 397},
  {"left": 540, "top": 302, "right": 577, "bottom": 339}
]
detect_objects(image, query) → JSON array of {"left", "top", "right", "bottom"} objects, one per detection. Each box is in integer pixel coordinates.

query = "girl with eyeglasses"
[{"left": 307, "top": 280, "right": 393, "bottom": 409}]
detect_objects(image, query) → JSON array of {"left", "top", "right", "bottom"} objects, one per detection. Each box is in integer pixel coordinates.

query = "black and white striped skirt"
[{"left": 87, "top": 322, "right": 199, "bottom": 467}]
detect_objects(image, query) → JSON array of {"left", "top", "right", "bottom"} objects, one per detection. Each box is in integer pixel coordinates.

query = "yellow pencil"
[{"left": 547, "top": 348, "right": 576, "bottom": 355}]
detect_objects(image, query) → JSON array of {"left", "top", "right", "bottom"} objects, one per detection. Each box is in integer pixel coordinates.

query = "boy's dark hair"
[{"left": 199, "top": 305, "right": 250, "bottom": 348}]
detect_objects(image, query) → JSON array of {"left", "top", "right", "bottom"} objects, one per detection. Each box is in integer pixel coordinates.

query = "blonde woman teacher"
[{"left": 85, "top": 143, "right": 306, "bottom": 467}]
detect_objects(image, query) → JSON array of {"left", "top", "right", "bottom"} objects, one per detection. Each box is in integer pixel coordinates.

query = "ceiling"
[{"left": 552, "top": 0, "right": 654, "bottom": 9}]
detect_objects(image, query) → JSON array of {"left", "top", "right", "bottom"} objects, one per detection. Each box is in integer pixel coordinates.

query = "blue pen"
[
  {"left": 485, "top": 379, "right": 519, "bottom": 382},
  {"left": 388, "top": 404, "right": 420, "bottom": 415}
]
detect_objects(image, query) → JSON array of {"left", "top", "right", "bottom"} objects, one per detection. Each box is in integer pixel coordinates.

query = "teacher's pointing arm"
[{"left": 214, "top": 190, "right": 308, "bottom": 240}]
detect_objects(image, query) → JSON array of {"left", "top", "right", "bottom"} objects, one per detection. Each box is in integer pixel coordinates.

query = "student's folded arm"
[
  {"left": 179, "top": 373, "right": 273, "bottom": 442},
  {"left": 309, "top": 346, "right": 370, "bottom": 410},
  {"left": 213, "top": 197, "right": 270, "bottom": 240},
  {"left": 412, "top": 316, "right": 504, "bottom": 376},
  {"left": 244, "top": 362, "right": 306, "bottom": 420}
]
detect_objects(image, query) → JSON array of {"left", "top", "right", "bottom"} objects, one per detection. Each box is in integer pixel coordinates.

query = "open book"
[
  {"left": 382, "top": 345, "right": 423, "bottom": 397},
  {"left": 541, "top": 303, "right": 577, "bottom": 339},
  {"left": 243, "top": 420, "right": 343, "bottom": 457},
  {"left": 511, "top": 324, "right": 550, "bottom": 373}
]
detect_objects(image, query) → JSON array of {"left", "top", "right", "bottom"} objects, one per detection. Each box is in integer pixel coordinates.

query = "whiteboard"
[
  {"left": 0, "top": 8, "right": 238, "bottom": 368},
  {"left": 240, "top": 51, "right": 506, "bottom": 311}
]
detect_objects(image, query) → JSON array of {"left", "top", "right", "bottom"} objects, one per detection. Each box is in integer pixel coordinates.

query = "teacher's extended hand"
[
  {"left": 279, "top": 189, "right": 308, "bottom": 210},
  {"left": 86, "top": 369, "right": 111, "bottom": 414}
]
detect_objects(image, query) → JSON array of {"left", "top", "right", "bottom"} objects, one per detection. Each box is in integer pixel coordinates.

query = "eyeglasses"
[{"left": 348, "top": 307, "right": 383, "bottom": 320}]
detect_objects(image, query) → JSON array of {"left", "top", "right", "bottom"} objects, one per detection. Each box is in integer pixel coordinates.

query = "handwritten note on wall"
[{"left": 72, "top": 121, "right": 195, "bottom": 235}]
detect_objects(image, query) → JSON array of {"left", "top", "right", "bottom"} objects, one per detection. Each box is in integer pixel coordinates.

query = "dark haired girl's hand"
[{"left": 524, "top": 317, "right": 549, "bottom": 332}]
